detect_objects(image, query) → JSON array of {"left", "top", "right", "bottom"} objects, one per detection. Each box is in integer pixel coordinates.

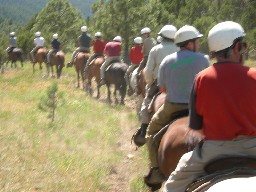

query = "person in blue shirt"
[
  {"left": 47, "top": 33, "right": 61, "bottom": 64},
  {"left": 67, "top": 26, "right": 91, "bottom": 67}
]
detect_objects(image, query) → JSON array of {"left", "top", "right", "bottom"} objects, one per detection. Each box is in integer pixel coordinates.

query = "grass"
[
  {"left": 1, "top": 57, "right": 254, "bottom": 192},
  {"left": 0, "top": 60, "right": 149, "bottom": 192}
]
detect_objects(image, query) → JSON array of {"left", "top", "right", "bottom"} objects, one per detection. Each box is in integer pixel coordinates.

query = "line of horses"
[
  {"left": 3, "top": 47, "right": 65, "bottom": 79},
  {"left": 3, "top": 48, "right": 255, "bottom": 191},
  {"left": 2, "top": 48, "right": 129, "bottom": 105}
]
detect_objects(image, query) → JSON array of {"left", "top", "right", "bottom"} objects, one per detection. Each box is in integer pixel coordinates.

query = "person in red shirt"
[
  {"left": 100, "top": 36, "right": 122, "bottom": 85},
  {"left": 164, "top": 21, "right": 256, "bottom": 192},
  {"left": 125, "top": 36, "right": 144, "bottom": 93},
  {"left": 85, "top": 32, "right": 106, "bottom": 73}
]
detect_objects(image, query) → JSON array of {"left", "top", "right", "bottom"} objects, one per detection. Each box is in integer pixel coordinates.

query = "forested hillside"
[
  {"left": 16, "top": 0, "right": 86, "bottom": 53},
  {"left": 0, "top": 0, "right": 95, "bottom": 23}
]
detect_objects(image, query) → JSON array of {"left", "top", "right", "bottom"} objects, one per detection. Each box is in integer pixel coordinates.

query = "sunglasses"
[{"left": 232, "top": 38, "right": 248, "bottom": 54}]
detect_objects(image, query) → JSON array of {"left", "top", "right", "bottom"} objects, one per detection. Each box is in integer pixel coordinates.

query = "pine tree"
[{"left": 38, "top": 82, "right": 64, "bottom": 123}]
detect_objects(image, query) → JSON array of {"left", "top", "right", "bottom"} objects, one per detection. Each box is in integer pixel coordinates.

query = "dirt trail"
[{"left": 105, "top": 97, "right": 145, "bottom": 191}]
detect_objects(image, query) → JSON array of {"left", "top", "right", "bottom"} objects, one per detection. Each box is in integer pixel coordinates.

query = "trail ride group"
[{"left": 2, "top": 21, "right": 256, "bottom": 192}]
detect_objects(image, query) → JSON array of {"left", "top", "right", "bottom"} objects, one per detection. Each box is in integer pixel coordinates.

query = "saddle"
[
  {"left": 88, "top": 55, "right": 104, "bottom": 66},
  {"left": 12, "top": 48, "right": 22, "bottom": 53},
  {"left": 185, "top": 157, "right": 256, "bottom": 192},
  {"left": 153, "top": 109, "right": 189, "bottom": 146},
  {"left": 105, "top": 60, "right": 121, "bottom": 71},
  {"left": 74, "top": 50, "right": 90, "bottom": 60}
]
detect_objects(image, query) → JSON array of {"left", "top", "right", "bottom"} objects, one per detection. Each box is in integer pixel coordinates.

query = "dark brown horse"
[
  {"left": 31, "top": 47, "right": 47, "bottom": 73},
  {"left": 6, "top": 48, "right": 24, "bottom": 68},
  {"left": 48, "top": 50, "right": 65, "bottom": 78},
  {"left": 72, "top": 52, "right": 90, "bottom": 88},
  {"left": 85, "top": 56, "right": 104, "bottom": 98},
  {"left": 105, "top": 62, "right": 128, "bottom": 105}
]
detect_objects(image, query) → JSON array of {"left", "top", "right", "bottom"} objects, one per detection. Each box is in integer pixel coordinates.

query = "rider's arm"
[
  {"left": 143, "top": 48, "right": 155, "bottom": 85},
  {"left": 189, "top": 81, "right": 203, "bottom": 130}
]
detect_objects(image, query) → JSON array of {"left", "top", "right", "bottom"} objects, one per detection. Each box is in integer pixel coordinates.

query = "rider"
[
  {"left": 163, "top": 21, "right": 256, "bottom": 192},
  {"left": 47, "top": 33, "right": 61, "bottom": 65},
  {"left": 145, "top": 25, "right": 209, "bottom": 184},
  {"left": 84, "top": 32, "right": 106, "bottom": 74},
  {"left": 136, "top": 27, "right": 156, "bottom": 80},
  {"left": 135, "top": 25, "right": 178, "bottom": 146},
  {"left": 6, "top": 32, "right": 17, "bottom": 53},
  {"left": 125, "top": 36, "right": 144, "bottom": 93},
  {"left": 67, "top": 26, "right": 91, "bottom": 67},
  {"left": 30, "top": 31, "right": 45, "bottom": 63},
  {"left": 99, "top": 36, "right": 122, "bottom": 85}
]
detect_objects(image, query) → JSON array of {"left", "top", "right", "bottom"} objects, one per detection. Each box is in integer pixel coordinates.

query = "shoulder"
[
  {"left": 160, "top": 52, "right": 177, "bottom": 66},
  {"left": 149, "top": 44, "right": 160, "bottom": 52}
]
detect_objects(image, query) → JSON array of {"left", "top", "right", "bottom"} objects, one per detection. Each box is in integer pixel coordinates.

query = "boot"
[
  {"left": 132, "top": 123, "right": 148, "bottom": 147},
  {"left": 144, "top": 167, "right": 166, "bottom": 185},
  {"left": 99, "top": 78, "right": 106, "bottom": 86}
]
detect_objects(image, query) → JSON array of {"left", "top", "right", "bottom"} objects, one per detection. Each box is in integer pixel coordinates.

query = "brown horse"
[
  {"left": 71, "top": 52, "right": 90, "bottom": 88},
  {"left": 48, "top": 50, "right": 65, "bottom": 78},
  {"left": 85, "top": 56, "right": 104, "bottom": 98},
  {"left": 31, "top": 47, "right": 47, "bottom": 73},
  {"left": 6, "top": 48, "right": 24, "bottom": 68}
]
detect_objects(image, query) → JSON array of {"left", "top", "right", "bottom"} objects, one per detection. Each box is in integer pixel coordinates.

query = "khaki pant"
[
  {"left": 125, "top": 63, "right": 138, "bottom": 86},
  {"left": 140, "top": 81, "right": 159, "bottom": 124},
  {"left": 146, "top": 101, "right": 188, "bottom": 167},
  {"left": 163, "top": 136, "right": 256, "bottom": 192},
  {"left": 70, "top": 47, "right": 89, "bottom": 64},
  {"left": 100, "top": 56, "right": 121, "bottom": 79}
]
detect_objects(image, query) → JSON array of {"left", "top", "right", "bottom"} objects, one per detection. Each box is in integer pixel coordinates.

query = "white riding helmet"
[
  {"left": 95, "top": 32, "right": 102, "bottom": 37},
  {"left": 141, "top": 27, "right": 151, "bottom": 35},
  {"left": 10, "top": 32, "right": 15, "bottom": 36},
  {"left": 158, "top": 25, "right": 177, "bottom": 39},
  {"left": 208, "top": 21, "right": 246, "bottom": 53},
  {"left": 35, "top": 31, "right": 41, "bottom": 37},
  {"left": 134, "top": 37, "right": 143, "bottom": 44},
  {"left": 53, "top": 33, "right": 58, "bottom": 39},
  {"left": 81, "top": 26, "right": 87, "bottom": 32},
  {"left": 113, "top": 36, "right": 122, "bottom": 42},
  {"left": 174, "top": 25, "right": 203, "bottom": 44}
]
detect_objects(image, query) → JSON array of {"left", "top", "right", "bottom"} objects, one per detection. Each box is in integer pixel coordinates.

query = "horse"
[
  {"left": 48, "top": 50, "right": 65, "bottom": 78},
  {"left": 30, "top": 47, "right": 47, "bottom": 73},
  {"left": 68, "top": 52, "right": 90, "bottom": 88},
  {"left": 6, "top": 48, "right": 24, "bottom": 68},
  {"left": 129, "top": 67, "right": 147, "bottom": 116},
  {"left": 105, "top": 61, "right": 128, "bottom": 105},
  {"left": 85, "top": 56, "right": 104, "bottom": 98},
  {"left": 129, "top": 67, "right": 146, "bottom": 97}
]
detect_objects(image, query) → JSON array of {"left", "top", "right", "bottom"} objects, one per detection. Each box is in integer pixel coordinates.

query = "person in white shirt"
[{"left": 30, "top": 31, "right": 45, "bottom": 63}]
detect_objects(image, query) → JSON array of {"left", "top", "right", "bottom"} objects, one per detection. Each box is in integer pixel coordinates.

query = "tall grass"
[{"left": 0, "top": 61, "right": 149, "bottom": 192}]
